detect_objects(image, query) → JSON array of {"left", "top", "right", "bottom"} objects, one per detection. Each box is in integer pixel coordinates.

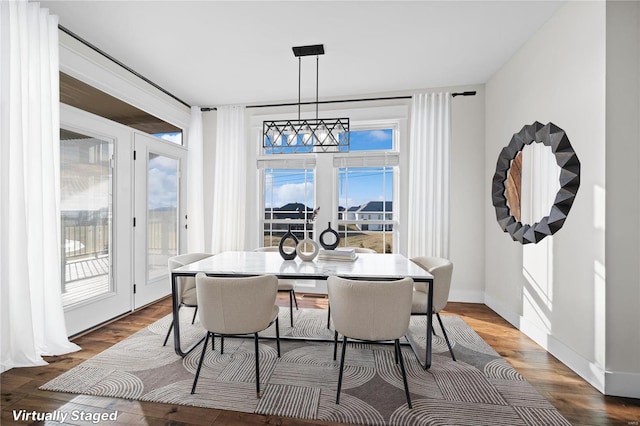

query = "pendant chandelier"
[{"left": 263, "top": 44, "right": 350, "bottom": 154}]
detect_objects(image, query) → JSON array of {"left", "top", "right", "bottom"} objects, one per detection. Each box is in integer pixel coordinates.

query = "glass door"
[
  {"left": 134, "top": 133, "right": 186, "bottom": 308},
  {"left": 61, "top": 105, "right": 133, "bottom": 336}
]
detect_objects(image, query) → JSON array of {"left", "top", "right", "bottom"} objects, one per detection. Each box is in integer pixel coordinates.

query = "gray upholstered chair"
[
  {"left": 410, "top": 256, "right": 456, "bottom": 361},
  {"left": 254, "top": 247, "right": 298, "bottom": 327},
  {"left": 327, "top": 276, "right": 414, "bottom": 408},
  {"left": 163, "top": 252, "right": 214, "bottom": 346},
  {"left": 326, "top": 247, "right": 377, "bottom": 329},
  {"left": 191, "top": 273, "right": 281, "bottom": 398}
]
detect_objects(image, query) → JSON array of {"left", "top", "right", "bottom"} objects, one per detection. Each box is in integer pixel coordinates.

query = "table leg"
[
  {"left": 172, "top": 272, "right": 204, "bottom": 358},
  {"left": 404, "top": 278, "right": 433, "bottom": 370},
  {"left": 426, "top": 278, "right": 433, "bottom": 369}
]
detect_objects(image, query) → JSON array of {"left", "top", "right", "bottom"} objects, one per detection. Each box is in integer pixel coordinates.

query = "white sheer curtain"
[
  {"left": 210, "top": 105, "right": 246, "bottom": 253},
  {"left": 0, "top": 1, "right": 80, "bottom": 373},
  {"left": 407, "top": 92, "right": 451, "bottom": 259},
  {"left": 187, "top": 106, "right": 205, "bottom": 252}
]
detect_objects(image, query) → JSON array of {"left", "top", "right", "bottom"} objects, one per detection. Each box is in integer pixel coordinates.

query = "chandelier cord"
[{"left": 298, "top": 57, "right": 301, "bottom": 121}]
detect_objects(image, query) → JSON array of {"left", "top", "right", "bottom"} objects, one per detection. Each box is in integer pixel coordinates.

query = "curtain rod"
[
  {"left": 58, "top": 25, "right": 192, "bottom": 109},
  {"left": 200, "top": 91, "right": 475, "bottom": 112}
]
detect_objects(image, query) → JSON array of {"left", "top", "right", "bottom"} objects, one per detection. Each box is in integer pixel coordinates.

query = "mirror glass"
[
  {"left": 505, "top": 151, "right": 522, "bottom": 222},
  {"left": 505, "top": 144, "right": 560, "bottom": 225}
]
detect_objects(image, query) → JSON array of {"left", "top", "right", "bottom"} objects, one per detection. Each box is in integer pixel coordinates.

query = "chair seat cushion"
[
  {"left": 277, "top": 282, "right": 294, "bottom": 291},
  {"left": 411, "top": 290, "right": 428, "bottom": 314}
]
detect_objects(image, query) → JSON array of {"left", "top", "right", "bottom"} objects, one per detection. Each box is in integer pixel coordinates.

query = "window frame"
[
  {"left": 333, "top": 121, "right": 399, "bottom": 253},
  {"left": 257, "top": 119, "right": 401, "bottom": 253}
]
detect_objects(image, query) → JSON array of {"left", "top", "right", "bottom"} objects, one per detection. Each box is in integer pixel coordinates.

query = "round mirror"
[{"left": 492, "top": 122, "right": 580, "bottom": 244}]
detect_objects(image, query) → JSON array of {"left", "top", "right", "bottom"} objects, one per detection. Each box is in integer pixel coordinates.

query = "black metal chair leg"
[
  {"left": 191, "top": 332, "right": 210, "bottom": 394},
  {"left": 292, "top": 290, "right": 299, "bottom": 309},
  {"left": 275, "top": 318, "right": 281, "bottom": 357},
  {"left": 254, "top": 333, "right": 261, "bottom": 398},
  {"left": 289, "top": 290, "right": 294, "bottom": 327},
  {"left": 437, "top": 313, "right": 456, "bottom": 361},
  {"left": 336, "top": 335, "right": 348, "bottom": 404},
  {"left": 396, "top": 339, "right": 412, "bottom": 409},
  {"left": 221, "top": 335, "right": 225, "bottom": 354},
  {"left": 191, "top": 307, "right": 198, "bottom": 324},
  {"left": 394, "top": 339, "right": 399, "bottom": 364},
  {"left": 327, "top": 304, "right": 331, "bottom": 329},
  {"left": 163, "top": 319, "right": 174, "bottom": 346},
  {"left": 333, "top": 330, "right": 339, "bottom": 360}
]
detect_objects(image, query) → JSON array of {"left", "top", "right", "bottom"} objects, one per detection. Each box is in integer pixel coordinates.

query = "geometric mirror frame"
[{"left": 492, "top": 121, "right": 580, "bottom": 244}]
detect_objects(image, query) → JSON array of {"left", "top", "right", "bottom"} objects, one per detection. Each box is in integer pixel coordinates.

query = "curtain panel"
[
  {"left": 407, "top": 92, "right": 451, "bottom": 259},
  {"left": 0, "top": 1, "right": 80, "bottom": 372},
  {"left": 187, "top": 106, "right": 205, "bottom": 253},
  {"left": 210, "top": 105, "right": 247, "bottom": 253}
]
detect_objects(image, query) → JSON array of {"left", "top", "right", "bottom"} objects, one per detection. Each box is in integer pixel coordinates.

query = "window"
[
  {"left": 262, "top": 166, "right": 315, "bottom": 247},
  {"left": 259, "top": 125, "right": 397, "bottom": 253},
  {"left": 60, "top": 129, "right": 113, "bottom": 307},
  {"left": 153, "top": 132, "right": 183, "bottom": 144},
  {"left": 338, "top": 167, "right": 394, "bottom": 253},
  {"left": 147, "top": 153, "right": 179, "bottom": 280},
  {"left": 334, "top": 128, "right": 396, "bottom": 253}
]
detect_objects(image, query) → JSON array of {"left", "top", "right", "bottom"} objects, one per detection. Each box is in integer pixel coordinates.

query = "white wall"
[
  {"left": 604, "top": 0, "right": 640, "bottom": 397},
  {"left": 201, "top": 84, "right": 486, "bottom": 303},
  {"left": 486, "top": 1, "right": 640, "bottom": 398},
  {"left": 449, "top": 87, "right": 485, "bottom": 302}
]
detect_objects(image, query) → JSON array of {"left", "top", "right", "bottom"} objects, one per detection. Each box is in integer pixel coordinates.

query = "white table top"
[{"left": 173, "top": 251, "right": 433, "bottom": 282}]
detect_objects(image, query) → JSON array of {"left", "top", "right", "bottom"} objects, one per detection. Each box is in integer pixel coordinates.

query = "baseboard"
[
  {"left": 449, "top": 289, "right": 484, "bottom": 303},
  {"left": 484, "top": 295, "right": 607, "bottom": 395},
  {"left": 605, "top": 370, "right": 640, "bottom": 398}
]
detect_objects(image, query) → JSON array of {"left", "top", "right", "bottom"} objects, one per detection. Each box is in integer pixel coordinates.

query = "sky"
[{"left": 148, "top": 154, "right": 178, "bottom": 210}]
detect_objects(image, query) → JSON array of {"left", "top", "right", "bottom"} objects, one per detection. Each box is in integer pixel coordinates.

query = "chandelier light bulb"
[{"left": 318, "top": 125, "right": 328, "bottom": 144}]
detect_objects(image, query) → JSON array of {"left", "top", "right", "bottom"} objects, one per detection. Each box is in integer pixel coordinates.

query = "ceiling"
[{"left": 40, "top": 1, "right": 565, "bottom": 108}]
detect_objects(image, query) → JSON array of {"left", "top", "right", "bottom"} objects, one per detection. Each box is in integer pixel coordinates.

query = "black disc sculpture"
[
  {"left": 319, "top": 222, "right": 340, "bottom": 250},
  {"left": 492, "top": 121, "right": 580, "bottom": 244}
]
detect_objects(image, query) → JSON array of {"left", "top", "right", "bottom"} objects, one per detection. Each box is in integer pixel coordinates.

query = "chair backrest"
[
  {"left": 327, "top": 276, "right": 413, "bottom": 341},
  {"left": 410, "top": 256, "right": 453, "bottom": 313},
  {"left": 168, "top": 253, "right": 214, "bottom": 300},
  {"left": 195, "top": 274, "right": 278, "bottom": 335}
]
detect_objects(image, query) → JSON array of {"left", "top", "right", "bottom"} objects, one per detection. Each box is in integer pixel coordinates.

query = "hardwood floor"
[{"left": 2, "top": 295, "right": 639, "bottom": 425}]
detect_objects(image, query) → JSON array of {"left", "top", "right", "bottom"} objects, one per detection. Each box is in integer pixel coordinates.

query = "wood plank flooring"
[{"left": 2, "top": 295, "right": 639, "bottom": 425}]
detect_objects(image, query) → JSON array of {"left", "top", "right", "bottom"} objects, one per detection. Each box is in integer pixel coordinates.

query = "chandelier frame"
[{"left": 263, "top": 44, "right": 350, "bottom": 154}]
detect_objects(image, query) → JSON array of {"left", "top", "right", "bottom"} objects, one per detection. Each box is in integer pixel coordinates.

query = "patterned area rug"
[{"left": 41, "top": 308, "right": 570, "bottom": 425}]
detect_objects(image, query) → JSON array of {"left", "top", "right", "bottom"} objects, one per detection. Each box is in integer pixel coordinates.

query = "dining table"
[{"left": 170, "top": 250, "right": 435, "bottom": 369}]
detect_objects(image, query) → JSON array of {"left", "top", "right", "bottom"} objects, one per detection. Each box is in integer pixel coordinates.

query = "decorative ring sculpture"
[
  {"left": 319, "top": 222, "right": 340, "bottom": 250},
  {"left": 492, "top": 121, "right": 580, "bottom": 244},
  {"left": 278, "top": 225, "right": 299, "bottom": 260},
  {"left": 296, "top": 234, "right": 320, "bottom": 261}
]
